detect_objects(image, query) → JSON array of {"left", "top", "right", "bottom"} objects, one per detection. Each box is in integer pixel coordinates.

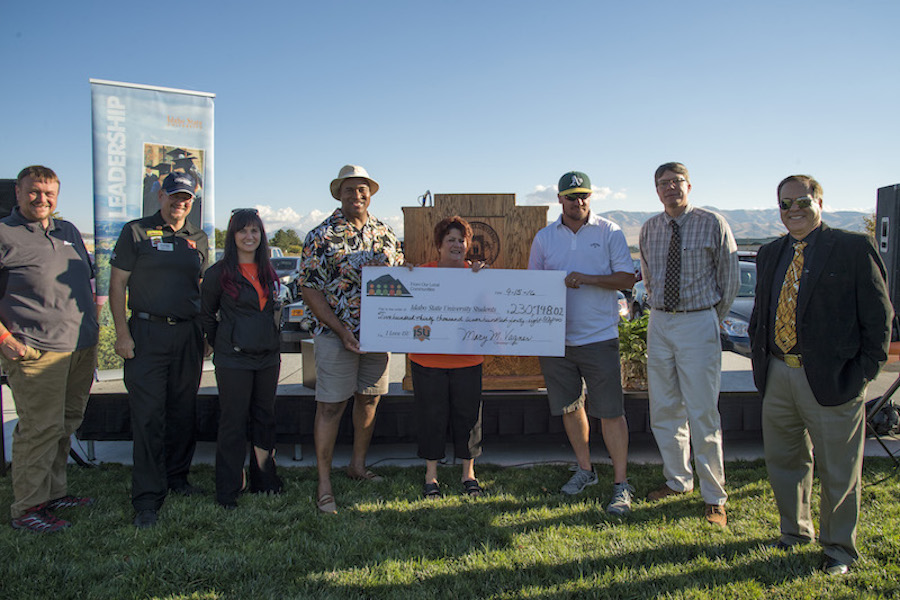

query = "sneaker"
[
  {"left": 11, "top": 507, "right": 71, "bottom": 533},
  {"left": 606, "top": 481, "right": 635, "bottom": 515},
  {"left": 561, "top": 467, "right": 598, "bottom": 495},
  {"left": 45, "top": 495, "right": 95, "bottom": 510},
  {"left": 705, "top": 503, "right": 727, "bottom": 527}
]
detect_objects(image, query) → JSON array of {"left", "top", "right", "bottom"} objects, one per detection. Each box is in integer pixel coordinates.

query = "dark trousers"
[
  {"left": 125, "top": 318, "right": 203, "bottom": 511},
  {"left": 411, "top": 362, "right": 483, "bottom": 461},
  {"left": 214, "top": 364, "right": 280, "bottom": 505}
]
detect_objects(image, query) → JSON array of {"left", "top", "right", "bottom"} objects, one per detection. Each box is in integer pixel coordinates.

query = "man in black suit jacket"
[{"left": 749, "top": 174, "right": 892, "bottom": 575}]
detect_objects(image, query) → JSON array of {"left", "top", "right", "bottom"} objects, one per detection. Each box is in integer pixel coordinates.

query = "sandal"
[
  {"left": 423, "top": 482, "right": 441, "bottom": 500},
  {"left": 316, "top": 493, "right": 337, "bottom": 514},
  {"left": 346, "top": 468, "right": 384, "bottom": 482},
  {"left": 463, "top": 479, "right": 484, "bottom": 498}
]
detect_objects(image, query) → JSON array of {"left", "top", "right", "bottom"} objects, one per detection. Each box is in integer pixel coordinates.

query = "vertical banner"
[{"left": 90, "top": 79, "right": 215, "bottom": 371}]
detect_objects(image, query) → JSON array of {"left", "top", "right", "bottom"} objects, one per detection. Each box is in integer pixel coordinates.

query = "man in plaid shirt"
[{"left": 639, "top": 162, "right": 739, "bottom": 527}]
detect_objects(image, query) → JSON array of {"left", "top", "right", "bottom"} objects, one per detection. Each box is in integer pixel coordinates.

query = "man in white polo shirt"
[{"left": 528, "top": 170, "right": 636, "bottom": 514}]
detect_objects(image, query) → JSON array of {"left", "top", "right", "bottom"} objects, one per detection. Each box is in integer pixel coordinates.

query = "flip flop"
[
  {"left": 316, "top": 493, "right": 337, "bottom": 514},
  {"left": 463, "top": 479, "right": 484, "bottom": 498},
  {"left": 346, "top": 468, "right": 384, "bottom": 482},
  {"left": 423, "top": 482, "right": 441, "bottom": 500}
]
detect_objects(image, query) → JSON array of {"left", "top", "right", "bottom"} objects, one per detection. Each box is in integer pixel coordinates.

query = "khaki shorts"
[{"left": 313, "top": 331, "right": 390, "bottom": 403}]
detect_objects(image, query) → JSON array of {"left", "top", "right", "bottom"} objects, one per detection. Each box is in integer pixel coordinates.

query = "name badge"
[
  {"left": 146, "top": 230, "right": 164, "bottom": 237},
  {"left": 157, "top": 242, "right": 174, "bottom": 252}
]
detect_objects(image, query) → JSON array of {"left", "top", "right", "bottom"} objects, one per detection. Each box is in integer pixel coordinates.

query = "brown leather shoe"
[
  {"left": 647, "top": 484, "right": 689, "bottom": 502},
  {"left": 705, "top": 503, "right": 727, "bottom": 527}
]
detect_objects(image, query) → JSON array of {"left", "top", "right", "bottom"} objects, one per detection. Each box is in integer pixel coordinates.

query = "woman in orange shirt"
[
  {"left": 409, "top": 216, "right": 486, "bottom": 499},
  {"left": 201, "top": 209, "right": 283, "bottom": 509}
]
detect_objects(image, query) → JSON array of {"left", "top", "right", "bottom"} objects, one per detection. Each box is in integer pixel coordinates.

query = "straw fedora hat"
[{"left": 330, "top": 165, "right": 380, "bottom": 200}]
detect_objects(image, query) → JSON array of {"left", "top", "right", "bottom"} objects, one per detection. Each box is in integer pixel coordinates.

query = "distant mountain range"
[
  {"left": 598, "top": 207, "right": 871, "bottom": 246},
  {"left": 276, "top": 207, "right": 871, "bottom": 249}
]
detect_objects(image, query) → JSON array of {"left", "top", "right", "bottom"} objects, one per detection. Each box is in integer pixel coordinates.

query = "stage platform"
[
  {"left": 3, "top": 351, "right": 900, "bottom": 469},
  {"left": 73, "top": 350, "right": 766, "bottom": 455}
]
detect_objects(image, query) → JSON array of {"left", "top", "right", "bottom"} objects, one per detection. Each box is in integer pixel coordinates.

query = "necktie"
[
  {"left": 663, "top": 221, "right": 681, "bottom": 311},
  {"left": 774, "top": 241, "right": 807, "bottom": 353}
]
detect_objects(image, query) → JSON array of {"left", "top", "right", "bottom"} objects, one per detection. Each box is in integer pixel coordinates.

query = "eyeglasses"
[
  {"left": 778, "top": 196, "right": 814, "bottom": 210},
  {"left": 563, "top": 192, "right": 591, "bottom": 201},
  {"left": 231, "top": 208, "right": 259, "bottom": 215},
  {"left": 656, "top": 178, "right": 688, "bottom": 188}
]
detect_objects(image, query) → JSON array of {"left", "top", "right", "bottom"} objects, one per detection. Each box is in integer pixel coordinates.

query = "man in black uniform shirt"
[{"left": 109, "top": 171, "right": 209, "bottom": 528}]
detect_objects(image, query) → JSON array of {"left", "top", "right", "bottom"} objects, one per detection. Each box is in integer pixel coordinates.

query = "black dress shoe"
[
  {"left": 770, "top": 540, "right": 793, "bottom": 551},
  {"left": 822, "top": 556, "right": 850, "bottom": 575},
  {"left": 133, "top": 509, "right": 157, "bottom": 529},
  {"left": 169, "top": 483, "right": 204, "bottom": 496},
  {"left": 769, "top": 539, "right": 810, "bottom": 551}
]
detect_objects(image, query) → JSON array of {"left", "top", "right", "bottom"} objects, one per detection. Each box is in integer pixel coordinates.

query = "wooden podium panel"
[{"left": 401, "top": 194, "right": 549, "bottom": 390}]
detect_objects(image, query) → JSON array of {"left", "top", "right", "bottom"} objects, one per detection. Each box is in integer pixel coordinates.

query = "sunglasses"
[
  {"left": 778, "top": 196, "right": 814, "bottom": 210},
  {"left": 231, "top": 208, "right": 259, "bottom": 215},
  {"left": 563, "top": 192, "right": 591, "bottom": 201}
]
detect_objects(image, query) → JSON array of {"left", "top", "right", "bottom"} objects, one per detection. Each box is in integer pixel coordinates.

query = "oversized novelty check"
[{"left": 360, "top": 266, "right": 566, "bottom": 356}]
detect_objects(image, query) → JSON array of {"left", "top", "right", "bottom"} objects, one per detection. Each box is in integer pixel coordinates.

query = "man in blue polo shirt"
[{"left": 0, "top": 165, "right": 98, "bottom": 533}]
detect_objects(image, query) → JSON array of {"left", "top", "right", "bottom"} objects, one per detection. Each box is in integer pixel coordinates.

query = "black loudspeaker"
[
  {"left": 0, "top": 180, "right": 16, "bottom": 220},
  {"left": 876, "top": 184, "right": 900, "bottom": 313}
]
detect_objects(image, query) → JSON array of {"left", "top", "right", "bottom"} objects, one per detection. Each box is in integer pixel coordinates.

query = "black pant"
[
  {"left": 411, "top": 362, "right": 483, "bottom": 461},
  {"left": 125, "top": 318, "right": 203, "bottom": 511},
  {"left": 214, "top": 364, "right": 280, "bottom": 504}
]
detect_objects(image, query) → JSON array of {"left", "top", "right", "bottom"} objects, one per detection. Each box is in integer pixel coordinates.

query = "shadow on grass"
[
  {"left": 318, "top": 539, "right": 814, "bottom": 599},
  {"left": 0, "top": 459, "right": 897, "bottom": 599}
]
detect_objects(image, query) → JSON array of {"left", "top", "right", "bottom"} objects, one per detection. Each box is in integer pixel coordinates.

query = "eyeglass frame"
[{"left": 656, "top": 177, "right": 688, "bottom": 188}]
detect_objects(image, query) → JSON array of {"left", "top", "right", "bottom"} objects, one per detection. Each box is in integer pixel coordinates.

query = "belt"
[
  {"left": 657, "top": 306, "right": 713, "bottom": 315},
  {"left": 134, "top": 312, "right": 189, "bottom": 326},
  {"left": 772, "top": 352, "right": 803, "bottom": 368}
]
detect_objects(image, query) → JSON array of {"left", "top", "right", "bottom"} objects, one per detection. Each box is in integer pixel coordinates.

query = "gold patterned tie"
[{"left": 774, "top": 241, "right": 807, "bottom": 353}]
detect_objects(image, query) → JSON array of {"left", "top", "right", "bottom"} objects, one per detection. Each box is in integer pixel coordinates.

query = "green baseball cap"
[{"left": 558, "top": 171, "right": 592, "bottom": 195}]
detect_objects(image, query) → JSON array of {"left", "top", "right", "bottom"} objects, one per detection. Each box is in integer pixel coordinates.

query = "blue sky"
[{"left": 2, "top": 1, "right": 898, "bottom": 239}]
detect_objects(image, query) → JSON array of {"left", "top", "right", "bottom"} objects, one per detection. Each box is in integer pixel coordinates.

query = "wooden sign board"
[{"left": 402, "top": 193, "right": 549, "bottom": 390}]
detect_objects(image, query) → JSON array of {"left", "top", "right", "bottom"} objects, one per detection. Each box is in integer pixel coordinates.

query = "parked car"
[
  {"left": 270, "top": 247, "right": 284, "bottom": 258},
  {"left": 271, "top": 256, "right": 302, "bottom": 300},
  {"left": 617, "top": 291, "right": 629, "bottom": 320},
  {"left": 630, "top": 280, "right": 649, "bottom": 319},
  {"left": 621, "top": 258, "right": 642, "bottom": 304},
  {"left": 280, "top": 298, "right": 313, "bottom": 345},
  {"left": 720, "top": 261, "right": 756, "bottom": 357}
]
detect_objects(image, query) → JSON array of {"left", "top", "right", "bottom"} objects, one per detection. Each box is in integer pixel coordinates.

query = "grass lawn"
[{"left": 0, "top": 458, "right": 898, "bottom": 599}]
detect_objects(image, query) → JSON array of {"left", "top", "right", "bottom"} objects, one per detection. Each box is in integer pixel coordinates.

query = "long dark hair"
[{"left": 221, "top": 209, "right": 277, "bottom": 300}]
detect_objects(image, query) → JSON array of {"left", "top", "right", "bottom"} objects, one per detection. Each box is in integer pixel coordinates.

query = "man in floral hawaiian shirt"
[{"left": 300, "top": 165, "right": 404, "bottom": 514}]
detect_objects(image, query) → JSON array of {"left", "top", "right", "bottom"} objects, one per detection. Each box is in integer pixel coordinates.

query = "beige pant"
[
  {"left": 2, "top": 345, "right": 97, "bottom": 518},
  {"left": 647, "top": 308, "right": 727, "bottom": 505}
]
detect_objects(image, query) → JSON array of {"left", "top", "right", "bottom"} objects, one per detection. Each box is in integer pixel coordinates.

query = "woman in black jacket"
[{"left": 201, "top": 209, "right": 283, "bottom": 509}]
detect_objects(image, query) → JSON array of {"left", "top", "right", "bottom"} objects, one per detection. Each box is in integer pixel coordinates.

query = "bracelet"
[{"left": 0, "top": 332, "right": 10, "bottom": 344}]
